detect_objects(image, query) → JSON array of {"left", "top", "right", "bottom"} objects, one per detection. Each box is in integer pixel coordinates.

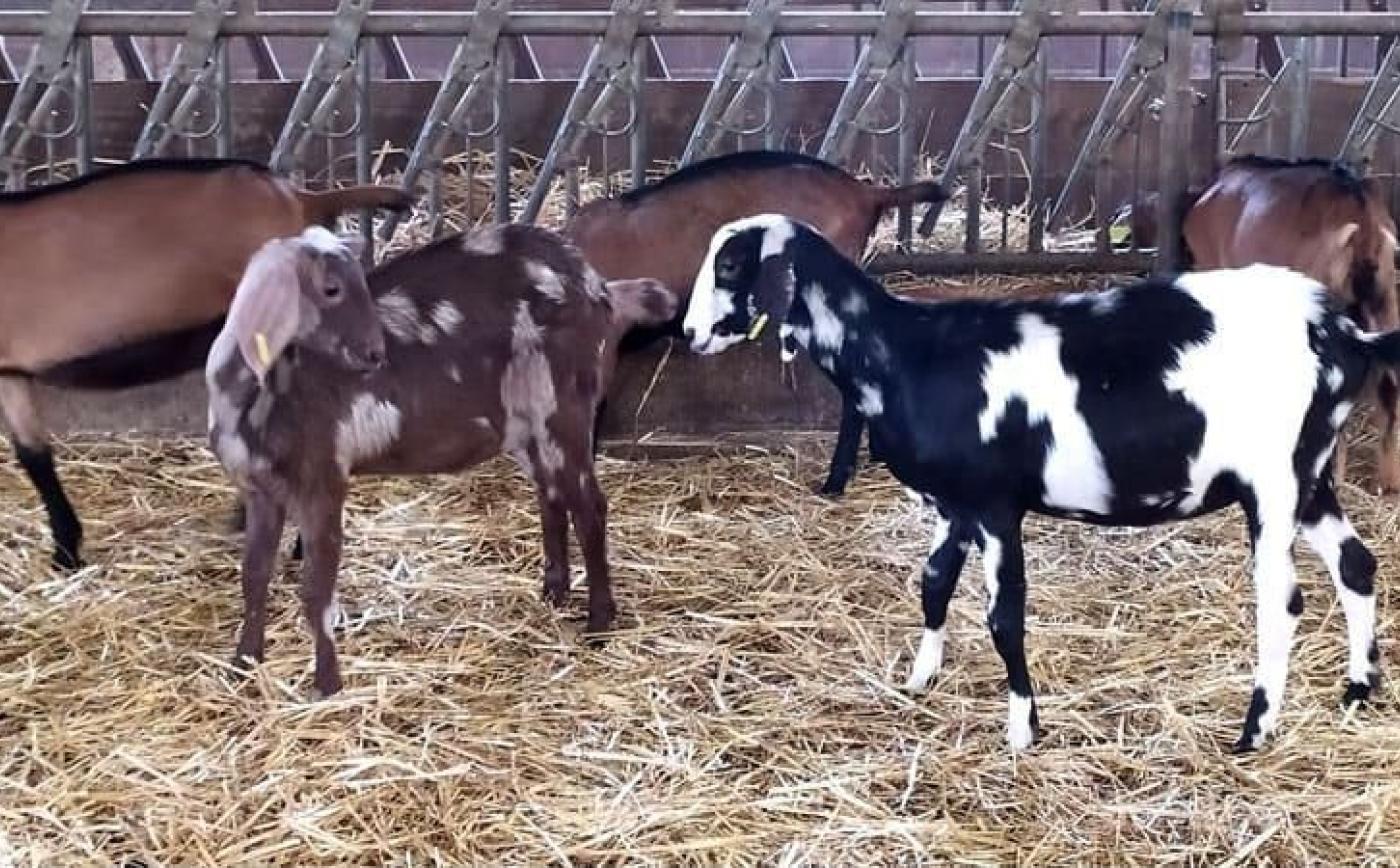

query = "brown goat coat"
[
  {"left": 1183, "top": 158, "right": 1400, "bottom": 491},
  {"left": 0, "top": 158, "right": 411, "bottom": 568},
  {"left": 210, "top": 225, "right": 676, "bottom": 697}
]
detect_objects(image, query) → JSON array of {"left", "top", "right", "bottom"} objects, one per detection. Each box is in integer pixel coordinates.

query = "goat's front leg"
[
  {"left": 1, "top": 377, "right": 83, "bottom": 570},
  {"left": 977, "top": 514, "right": 1039, "bottom": 751},
  {"left": 904, "top": 511, "right": 973, "bottom": 692},
  {"left": 818, "top": 400, "right": 865, "bottom": 498},
  {"left": 232, "top": 487, "right": 285, "bottom": 673},
  {"left": 1300, "top": 473, "right": 1380, "bottom": 707},
  {"left": 566, "top": 465, "right": 615, "bottom": 639},
  {"left": 537, "top": 485, "right": 572, "bottom": 608},
  {"left": 1235, "top": 493, "right": 1301, "bottom": 752},
  {"left": 298, "top": 487, "right": 347, "bottom": 698}
]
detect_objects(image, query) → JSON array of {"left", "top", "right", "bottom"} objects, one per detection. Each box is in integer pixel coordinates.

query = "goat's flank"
[
  {"left": 0, "top": 157, "right": 413, "bottom": 569},
  {"left": 562, "top": 149, "right": 948, "bottom": 496},
  {"left": 682, "top": 213, "right": 1394, "bottom": 753},
  {"left": 208, "top": 224, "right": 675, "bottom": 697}
]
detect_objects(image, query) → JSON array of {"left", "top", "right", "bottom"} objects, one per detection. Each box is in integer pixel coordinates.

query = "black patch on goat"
[
  {"left": 36, "top": 319, "right": 226, "bottom": 390},
  {"left": 0, "top": 157, "right": 271, "bottom": 205},
  {"left": 1227, "top": 154, "right": 1368, "bottom": 197},
  {"left": 617, "top": 150, "right": 850, "bottom": 206},
  {"left": 13, "top": 442, "right": 83, "bottom": 570}
]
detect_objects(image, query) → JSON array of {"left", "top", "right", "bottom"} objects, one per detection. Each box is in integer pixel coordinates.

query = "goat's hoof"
[
  {"left": 815, "top": 479, "right": 848, "bottom": 499},
  {"left": 311, "top": 673, "right": 343, "bottom": 699},
  {"left": 51, "top": 548, "right": 83, "bottom": 572},
  {"left": 541, "top": 576, "right": 570, "bottom": 609},
  {"left": 1343, "top": 679, "right": 1375, "bottom": 707},
  {"left": 1231, "top": 735, "right": 1261, "bottom": 754},
  {"left": 229, "top": 652, "right": 261, "bottom": 679},
  {"left": 582, "top": 616, "right": 616, "bottom": 647}
]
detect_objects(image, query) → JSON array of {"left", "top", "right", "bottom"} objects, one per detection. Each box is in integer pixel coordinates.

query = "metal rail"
[{"left": 8, "top": 11, "right": 1400, "bottom": 38}]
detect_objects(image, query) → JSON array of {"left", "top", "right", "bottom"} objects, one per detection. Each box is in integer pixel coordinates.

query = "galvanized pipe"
[
  {"left": 868, "top": 250, "right": 1153, "bottom": 275},
  {"left": 7, "top": 12, "right": 1400, "bottom": 38}
]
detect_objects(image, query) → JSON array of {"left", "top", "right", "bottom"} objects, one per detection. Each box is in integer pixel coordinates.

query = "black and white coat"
[{"left": 681, "top": 214, "right": 1395, "bottom": 753}]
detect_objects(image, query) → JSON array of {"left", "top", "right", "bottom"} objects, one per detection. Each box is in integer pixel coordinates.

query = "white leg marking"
[
  {"left": 904, "top": 628, "right": 946, "bottom": 693},
  {"left": 1302, "top": 514, "right": 1378, "bottom": 686},
  {"left": 1007, "top": 693, "right": 1035, "bottom": 751},
  {"left": 1250, "top": 521, "right": 1300, "bottom": 745},
  {"left": 320, "top": 593, "right": 339, "bottom": 640},
  {"left": 981, "top": 533, "right": 1003, "bottom": 615}
]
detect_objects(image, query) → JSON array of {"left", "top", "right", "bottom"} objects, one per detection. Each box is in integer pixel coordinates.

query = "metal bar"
[
  {"left": 896, "top": 48, "right": 915, "bottom": 249},
  {"left": 1156, "top": 3, "right": 1192, "bottom": 273},
  {"left": 1095, "top": 157, "right": 1111, "bottom": 253},
  {"left": 376, "top": 35, "right": 412, "bottom": 80},
  {"left": 377, "top": 0, "right": 509, "bottom": 243},
  {"left": 1340, "top": 37, "right": 1400, "bottom": 166},
  {"left": 818, "top": 0, "right": 917, "bottom": 165},
  {"left": 9, "top": 11, "right": 1400, "bottom": 38},
  {"left": 1028, "top": 52, "right": 1047, "bottom": 254},
  {"left": 75, "top": 37, "right": 92, "bottom": 174},
  {"left": 494, "top": 36, "right": 511, "bottom": 224},
  {"left": 681, "top": 0, "right": 784, "bottom": 166},
  {"left": 133, "top": 0, "right": 233, "bottom": 159},
  {"left": 111, "top": 34, "right": 151, "bottom": 81},
  {"left": 519, "top": 0, "right": 651, "bottom": 225},
  {"left": 629, "top": 37, "right": 647, "bottom": 191},
  {"left": 868, "top": 250, "right": 1155, "bottom": 275},
  {"left": 1285, "top": 36, "right": 1311, "bottom": 157},
  {"left": 356, "top": 39, "right": 373, "bottom": 266},
  {"left": 0, "top": 39, "right": 14, "bottom": 83},
  {"left": 917, "top": 0, "right": 1053, "bottom": 235},
  {"left": 965, "top": 159, "right": 982, "bottom": 254},
  {"left": 270, "top": 0, "right": 372, "bottom": 173},
  {"left": 215, "top": 38, "right": 231, "bottom": 157},
  {"left": 1048, "top": 0, "right": 1169, "bottom": 229},
  {"left": 764, "top": 38, "right": 783, "bottom": 150},
  {"left": 0, "top": 0, "right": 86, "bottom": 188},
  {"left": 244, "top": 35, "right": 282, "bottom": 80}
]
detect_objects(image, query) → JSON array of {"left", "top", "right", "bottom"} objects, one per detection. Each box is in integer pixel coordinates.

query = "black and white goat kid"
[{"left": 681, "top": 214, "right": 1395, "bottom": 753}]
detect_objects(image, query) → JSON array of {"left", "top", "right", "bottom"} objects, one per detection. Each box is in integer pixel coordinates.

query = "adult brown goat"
[
  {"left": 0, "top": 158, "right": 413, "bottom": 569},
  {"left": 1183, "top": 155, "right": 1400, "bottom": 492},
  {"left": 562, "top": 149, "right": 949, "bottom": 498}
]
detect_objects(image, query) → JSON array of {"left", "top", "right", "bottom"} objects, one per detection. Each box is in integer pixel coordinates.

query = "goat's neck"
[{"left": 784, "top": 259, "right": 892, "bottom": 387}]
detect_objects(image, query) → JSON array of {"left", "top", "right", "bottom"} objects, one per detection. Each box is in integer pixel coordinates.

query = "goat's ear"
[
  {"left": 336, "top": 231, "right": 366, "bottom": 262},
  {"left": 752, "top": 252, "right": 796, "bottom": 323},
  {"left": 227, "top": 240, "right": 304, "bottom": 383}
]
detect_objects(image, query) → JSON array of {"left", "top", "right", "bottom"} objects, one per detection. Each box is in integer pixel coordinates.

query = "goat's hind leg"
[
  {"left": 977, "top": 513, "right": 1039, "bottom": 751},
  {"left": 298, "top": 487, "right": 347, "bottom": 698},
  {"left": 903, "top": 510, "right": 973, "bottom": 693},
  {"left": 536, "top": 484, "right": 571, "bottom": 608},
  {"left": 1300, "top": 474, "right": 1380, "bottom": 707},
  {"left": 0, "top": 376, "right": 82, "bottom": 570},
  {"left": 1235, "top": 489, "right": 1302, "bottom": 753},
  {"left": 562, "top": 460, "right": 615, "bottom": 640}
]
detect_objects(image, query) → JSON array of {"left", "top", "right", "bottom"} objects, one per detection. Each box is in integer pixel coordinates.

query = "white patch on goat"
[
  {"left": 335, "top": 394, "right": 403, "bottom": 473},
  {"left": 430, "top": 301, "right": 464, "bottom": 335},
  {"left": 526, "top": 261, "right": 567, "bottom": 302},
  {"left": 804, "top": 286, "right": 844, "bottom": 354},
  {"left": 377, "top": 290, "right": 431, "bottom": 344},
  {"left": 904, "top": 629, "right": 945, "bottom": 693},
  {"left": 856, "top": 380, "right": 884, "bottom": 417},
  {"left": 841, "top": 292, "right": 868, "bottom": 317},
  {"left": 1313, "top": 442, "right": 1338, "bottom": 481},
  {"left": 1007, "top": 693, "right": 1035, "bottom": 751},
  {"left": 582, "top": 264, "right": 608, "bottom": 300},
  {"left": 1166, "top": 266, "right": 1326, "bottom": 515},
  {"left": 981, "top": 533, "right": 1003, "bottom": 615},
  {"left": 300, "top": 225, "right": 345, "bottom": 255},
  {"left": 777, "top": 324, "right": 799, "bottom": 363},
  {"left": 462, "top": 227, "right": 505, "bottom": 255},
  {"left": 320, "top": 594, "right": 340, "bottom": 640},
  {"left": 1331, "top": 401, "right": 1354, "bottom": 430},
  {"left": 1302, "top": 514, "right": 1378, "bottom": 688},
  {"left": 501, "top": 302, "right": 559, "bottom": 474},
  {"left": 685, "top": 214, "right": 796, "bottom": 354},
  {"left": 1247, "top": 523, "right": 1300, "bottom": 747},
  {"left": 977, "top": 314, "right": 1112, "bottom": 515},
  {"left": 1326, "top": 365, "right": 1345, "bottom": 393},
  {"left": 447, "top": 364, "right": 462, "bottom": 384}
]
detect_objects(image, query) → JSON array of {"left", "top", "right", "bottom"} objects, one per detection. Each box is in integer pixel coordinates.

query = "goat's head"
[
  {"left": 682, "top": 214, "right": 801, "bottom": 355},
  {"left": 605, "top": 277, "right": 679, "bottom": 332},
  {"left": 226, "top": 226, "right": 386, "bottom": 382}
]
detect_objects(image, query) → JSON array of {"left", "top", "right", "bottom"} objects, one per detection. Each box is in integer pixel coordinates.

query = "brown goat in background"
[
  {"left": 209, "top": 225, "right": 675, "bottom": 698},
  {"left": 0, "top": 158, "right": 412, "bottom": 569},
  {"left": 1184, "top": 156, "right": 1400, "bottom": 492}
]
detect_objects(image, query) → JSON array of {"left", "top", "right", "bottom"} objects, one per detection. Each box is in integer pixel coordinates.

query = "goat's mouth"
[{"left": 341, "top": 345, "right": 387, "bottom": 374}]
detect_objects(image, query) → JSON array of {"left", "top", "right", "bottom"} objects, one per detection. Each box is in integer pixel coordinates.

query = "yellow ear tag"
[
  {"left": 747, "top": 313, "right": 770, "bottom": 341},
  {"left": 254, "top": 331, "right": 273, "bottom": 370}
]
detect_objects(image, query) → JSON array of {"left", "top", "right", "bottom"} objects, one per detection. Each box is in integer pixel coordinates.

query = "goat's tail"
[
  {"left": 870, "top": 180, "right": 950, "bottom": 213},
  {"left": 606, "top": 278, "right": 680, "bottom": 332},
  {"left": 297, "top": 185, "right": 415, "bottom": 228}
]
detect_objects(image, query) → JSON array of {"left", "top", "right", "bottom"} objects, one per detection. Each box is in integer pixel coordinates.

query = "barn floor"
[{"left": 3, "top": 431, "right": 1400, "bottom": 865}]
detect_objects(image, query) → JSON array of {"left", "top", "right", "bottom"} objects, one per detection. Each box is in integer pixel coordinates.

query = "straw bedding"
[
  {"left": 3, "top": 425, "right": 1400, "bottom": 864},
  {"left": 4, "top": 157, "right": 1400, "bottom": 864}
]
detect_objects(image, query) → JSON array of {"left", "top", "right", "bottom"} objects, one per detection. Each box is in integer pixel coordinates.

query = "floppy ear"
[
  {"left": 227, "top": 239, "right": 304, "bottom": 383},
  {"left": 751, "top": 250, "right": 796, "bottom": 327}
]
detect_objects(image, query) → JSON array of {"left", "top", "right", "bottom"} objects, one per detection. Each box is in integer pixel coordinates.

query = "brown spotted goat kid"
[{"left": 208, "top": 225, "right": 675, "bottom": 697}]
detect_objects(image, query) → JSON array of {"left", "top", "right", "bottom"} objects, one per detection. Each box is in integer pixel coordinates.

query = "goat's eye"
[{"left": 716, "top": 259, "right": 739, "bottom": 280}]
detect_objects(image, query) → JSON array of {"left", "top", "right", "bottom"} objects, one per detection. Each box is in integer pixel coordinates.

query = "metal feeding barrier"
[{"left": 5, "top": 4, "right": 1400, "bottom": 274}]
